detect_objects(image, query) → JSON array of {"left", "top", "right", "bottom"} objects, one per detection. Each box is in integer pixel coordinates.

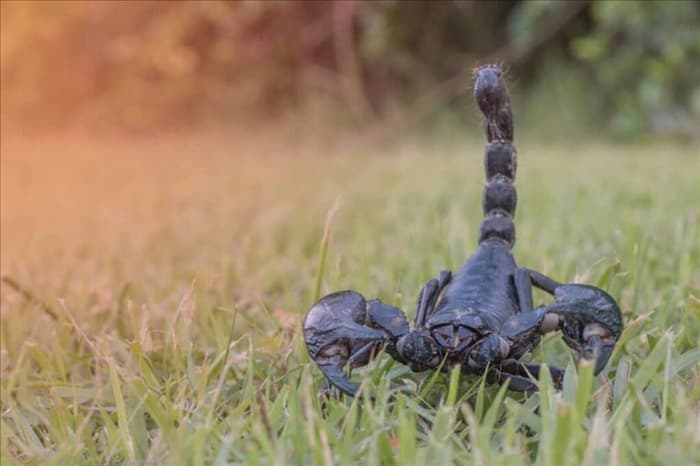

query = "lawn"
[{"left": 1, "top": 132, "right": 698, "bottom": 465}]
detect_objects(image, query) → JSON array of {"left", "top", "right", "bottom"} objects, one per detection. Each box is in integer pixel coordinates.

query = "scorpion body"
[{"left": 303, "top": 66, "right": 623, "bottom": 397}]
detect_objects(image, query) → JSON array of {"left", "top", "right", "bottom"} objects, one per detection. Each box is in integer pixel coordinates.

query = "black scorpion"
[{"left": 303, "top": 66, "right": 623, "bottom": 396}]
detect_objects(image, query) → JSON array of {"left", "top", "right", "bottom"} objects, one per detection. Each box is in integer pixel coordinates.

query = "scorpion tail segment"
[
  {"left": 544, "top": 284, "right": 623, "bottom": 374},
  {"left": 478, "top": 214, "right": 515, "bottom": 247},
  {"left": 482, "top": 177, "right": 517, "bottom": 218},
  {"left": 474, "top": 65, "right": 514, "bottom": 142},
  {"left": 303, "top": 291, "right": 410, "bottom": 397},
  {"left": 485, "top": 142, "right": 517, "bottom": 181},
  {"left": 475, "top": 66, "right": 518, "bottom": 248}
]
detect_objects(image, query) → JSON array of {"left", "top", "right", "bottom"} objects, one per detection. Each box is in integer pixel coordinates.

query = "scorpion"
[{"left": 303, "top": 65, "right": 623, "bottom": 397}]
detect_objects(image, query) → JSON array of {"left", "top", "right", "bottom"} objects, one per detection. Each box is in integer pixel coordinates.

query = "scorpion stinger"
[{"left": 303, "top": 64, "right": 623, "bottom": 398}]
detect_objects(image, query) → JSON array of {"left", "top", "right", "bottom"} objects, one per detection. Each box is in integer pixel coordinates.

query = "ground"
[{"left": 1, "top": 132, "right": 698, "bottom": 465}]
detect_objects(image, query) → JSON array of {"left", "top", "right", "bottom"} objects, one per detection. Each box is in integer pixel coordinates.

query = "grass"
[{"left": 1, "top": 132, "right": 699, "bottom": 465}]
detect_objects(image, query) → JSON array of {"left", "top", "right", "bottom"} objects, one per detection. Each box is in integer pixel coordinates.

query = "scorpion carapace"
[{"left": 303, "top": 65, "right": 623, "bottom": 397}]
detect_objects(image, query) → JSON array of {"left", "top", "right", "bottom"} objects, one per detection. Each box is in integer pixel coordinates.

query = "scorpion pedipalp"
[
  {"left": 303, "top": 290, "right": 409, "bottom": 396},
  {"left": 545, "top": 284, "right": 623, "bottom": 374}
]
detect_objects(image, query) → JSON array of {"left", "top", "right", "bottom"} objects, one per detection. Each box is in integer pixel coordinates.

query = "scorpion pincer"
[{"left": 303, "top": 65, "right": 623, "bottom": 397}]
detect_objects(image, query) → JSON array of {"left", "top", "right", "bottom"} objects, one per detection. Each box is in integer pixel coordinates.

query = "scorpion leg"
[
  {"left": 487, "top": 369, "right": 539, "bottom": 394},
  {"left": 303, "top": 290, "right": 410, "bottom": 397},
  {"left": 488, "top": 360, "right": 565, "bottom": 394},
  {"left": 525, "top": 268, "right": 561, "bottom": 295},
  {"left": 414, "top": 270, "right": 451, "bottom": 327},
  {"left": 513, "top": 268, "right": 534, "bottom": 312},
  {"left": 500, "top": 359, "right": 565, "bottom": 388}
]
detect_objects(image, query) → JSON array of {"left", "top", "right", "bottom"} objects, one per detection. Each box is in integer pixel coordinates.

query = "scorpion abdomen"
[{"left": 430, "top": 243, "right": 519, "bottom": 331}]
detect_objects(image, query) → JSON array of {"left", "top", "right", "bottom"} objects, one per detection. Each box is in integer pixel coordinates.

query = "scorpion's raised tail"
[{"left": 474, "top": 66, "right": 517, "bottom": 248}]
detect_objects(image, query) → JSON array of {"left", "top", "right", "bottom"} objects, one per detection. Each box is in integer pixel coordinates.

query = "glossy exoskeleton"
[{"left": 303, "top": 65, "right": 623, "bottom": 397}]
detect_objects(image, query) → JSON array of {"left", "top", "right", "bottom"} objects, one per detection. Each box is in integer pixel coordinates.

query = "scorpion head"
[{"left": 396, "top": 330, "right": 442, "bottom": 372}]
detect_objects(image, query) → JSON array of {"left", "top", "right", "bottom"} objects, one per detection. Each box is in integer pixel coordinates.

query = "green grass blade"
[{"left": 313, "top": 199, "right": 340, "bottom": 303}]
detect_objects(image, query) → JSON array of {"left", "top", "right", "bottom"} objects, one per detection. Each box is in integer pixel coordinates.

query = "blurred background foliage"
[{"left": 1, "top": 0, "right": 699, "bottom": 140}]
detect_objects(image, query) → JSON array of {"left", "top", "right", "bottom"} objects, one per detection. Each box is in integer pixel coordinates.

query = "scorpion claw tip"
[
  {"left": 581, "top": 335, "right": 616, "bottom": 375},
  {"left": 318, "top": 364, "right": 359, "bottom": 397},
  {"left": 549, "top": 284, "right": 622, "bottom": 374}
]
